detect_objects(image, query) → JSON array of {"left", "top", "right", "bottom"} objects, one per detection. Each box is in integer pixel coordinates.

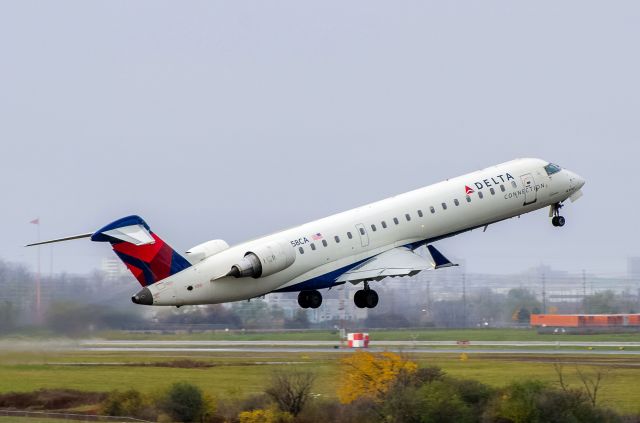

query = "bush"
[
  {"left": 238, "top": 406, "right": 293, "bottom": 423},
  {"left": 101, "top": 389, "right": 145, "bottom": 417},
  {"left": 159, "top": 382, "right": 205, "bottom": 422}
]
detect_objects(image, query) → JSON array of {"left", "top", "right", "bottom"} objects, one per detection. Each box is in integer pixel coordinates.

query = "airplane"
[{"left": 26, "top": 158, "right": 584, "bottom": 309}]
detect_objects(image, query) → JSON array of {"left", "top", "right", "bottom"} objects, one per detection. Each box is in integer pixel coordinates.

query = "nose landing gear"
[
  {"left": 354, "top": 281, "right": 379, "bottom": 308},
  {"left": 550, "top": 203, "right": 565, "bottom": 227}
]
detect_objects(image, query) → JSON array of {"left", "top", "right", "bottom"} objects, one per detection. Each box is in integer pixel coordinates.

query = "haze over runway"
[{"left": 1, "top": 1, "right": 639, "bottom": 276}]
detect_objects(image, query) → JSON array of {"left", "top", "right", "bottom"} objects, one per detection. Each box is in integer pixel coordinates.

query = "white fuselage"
[{"left": 146, "top": 158, "right": 584, "bottom": 306}]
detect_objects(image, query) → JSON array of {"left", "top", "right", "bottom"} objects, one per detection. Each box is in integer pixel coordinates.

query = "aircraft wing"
[{"left": 334, "top": 245, "right": 457, "bottom": 283}]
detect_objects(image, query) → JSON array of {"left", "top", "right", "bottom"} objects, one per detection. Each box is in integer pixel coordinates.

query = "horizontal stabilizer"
[
  {"left": 426, "top": 245, "right": 458, "bottom": 269},
  {"left": 25, "top": 233, "right": 93, "bottom": 247}
]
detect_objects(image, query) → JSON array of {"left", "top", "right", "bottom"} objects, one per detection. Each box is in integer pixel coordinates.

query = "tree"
[
  {"left": 264, "top": 370, "right": 316, "bottom": 417},
  {"left": 583, "top": 291, "right": 619, "bottom": 314},
  {"left": 0, "top": 301, "right": 17, "bottom": 333},
  {"left": 159, "top": 382, "right": 205, "bottom": 422},
  {"left": 284, "top": 309, "right": 310, "bottom": 329},
  {"left": 506, "top": 288, "right": 541, "bottom": 321},
  {"left": 337, "top": 351, "right": 417, "bottom": 404}
]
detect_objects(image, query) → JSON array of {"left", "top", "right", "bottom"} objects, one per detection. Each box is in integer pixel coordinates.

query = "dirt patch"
[{"left": 0, "top": 389, "right": 106, "bottom": 410}]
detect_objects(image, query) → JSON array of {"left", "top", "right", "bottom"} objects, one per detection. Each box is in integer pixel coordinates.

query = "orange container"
[{"left": 530, "top": 314, "right": 580, "bottom": 327}]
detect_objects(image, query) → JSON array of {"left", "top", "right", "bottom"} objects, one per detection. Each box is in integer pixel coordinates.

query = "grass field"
[{"left": 1, "top": 348, "right": 639, "bottom": 414}]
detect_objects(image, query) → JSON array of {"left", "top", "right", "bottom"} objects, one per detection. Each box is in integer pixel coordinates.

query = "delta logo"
[{"left": 464, "top": 173, "right": 515, "bottom": 194}]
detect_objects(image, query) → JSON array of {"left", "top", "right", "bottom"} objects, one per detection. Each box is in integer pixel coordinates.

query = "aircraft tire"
[
  {"left": 354, "top": 290, "right": 366, "bottom": 308},
  {"left": 556, "top": 216, "right": 565, "bottom": 227},
  {"left": 308, "top": 290, "right": 322, "bottom": 309},
  {"left": 297, "top": 291, "right": 310, "bottom": 308},
  {"left": 365, "top": 290, "right": 379, "bottom": 308}
]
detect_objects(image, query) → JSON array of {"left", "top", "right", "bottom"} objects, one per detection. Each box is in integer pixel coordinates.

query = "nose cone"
[
  {"left": 132, "top": 287, "right": 153, "bottom": 305},
  {"left": 573, "top": 173, "right": 586, "bottom": 190}
]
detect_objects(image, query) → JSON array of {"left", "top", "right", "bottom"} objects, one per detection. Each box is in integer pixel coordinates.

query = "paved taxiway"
[{"left": 77, "top": 340, "right": 640, "bottom": 356}]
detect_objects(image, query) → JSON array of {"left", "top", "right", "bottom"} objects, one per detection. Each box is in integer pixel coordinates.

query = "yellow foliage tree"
[
  {"left": 238, "top": 406, "right": 293, "bottom": 423},
  {"left": 337, "top": 351, "right": 418, "bottom": 404}
]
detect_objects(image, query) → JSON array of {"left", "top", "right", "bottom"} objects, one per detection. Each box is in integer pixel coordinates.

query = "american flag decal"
[{"left": 312, "top": 233, "right": 323, "bottom": 241}]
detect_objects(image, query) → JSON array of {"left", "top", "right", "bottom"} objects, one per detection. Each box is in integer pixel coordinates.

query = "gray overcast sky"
[{"left": 1, "top": 1, "right": 638, "bottom": 277}]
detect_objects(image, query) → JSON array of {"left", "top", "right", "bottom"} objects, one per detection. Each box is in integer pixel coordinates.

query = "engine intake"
[{"left": 227, "top": 239, "right": 295, "bottom": 279}]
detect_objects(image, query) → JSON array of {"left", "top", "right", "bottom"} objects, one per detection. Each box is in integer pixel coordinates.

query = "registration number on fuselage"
[{"left": 290, "top": 237, "right": 310, "bottom": 247}]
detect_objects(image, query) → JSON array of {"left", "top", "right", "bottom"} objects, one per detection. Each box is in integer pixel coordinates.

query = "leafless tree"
[
  {"left": 265, "top": 370, "right": 316, "bottom": 417},
  {"left": 553, "top": 361, "right": 611, "bottom": 407},
  {"left": 575, "top": 365, "right": 611, "bottom": 407}
]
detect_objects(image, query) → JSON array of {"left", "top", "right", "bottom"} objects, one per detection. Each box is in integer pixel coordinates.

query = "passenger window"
[
  {"left": 441, "top": 202, "right": 447, "bottom": 210},
  {"left": 371, "top": 224, "right": 377, "bottom": 231},
  {"left": 335, "top": 235, "right": 341, "bottom": 243},
  {"left": 393, "top": 217, "right": 399, "bottom": 225},
  {"left": 322, "top": 239, "right": 328, "bottom": 247},
  {"left": 359, "top": 227, "right": 365, "bottom": 235},
  {"left": 298, "top": 247, "right": 304, "bottom": 254},
  {"left": 490, "top": 188, "right": 495, "bottom": 195},
  {"left": 430, "top": 206, "right": 435, "bottom": 214},
  {"left": 381, "top": 221, "right": 387, "bottom": 229},
  {"left": 478, "top": 191, "right": 484, "bottom": 199},
  {"left": 405, "top": 213, "right": 411, "bottom": 221},
  {"left": 310, "top": 243, "right": 316, "bottom": 251},
  {"left": 511, "top": 181, "right": 517, "bottom": 188},
  {"left": 347, "top": 232, "right": 352, "bottom": 239},
  {"left": 466, "top": 196, "right": 471, "bottom": 203},
  {"left": 417, "top": 210, "right": 423, "bottom": 217},
  {"left": 454, "top": 199, "right": 459, "bottom": 206},
  {"left": 500, "top": 184, "right": 505, "bottom": 192}
]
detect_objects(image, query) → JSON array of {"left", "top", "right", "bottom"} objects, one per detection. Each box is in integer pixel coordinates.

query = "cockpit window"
[{"left": 544, "top": 163, "right": 562, "bottom": 176}]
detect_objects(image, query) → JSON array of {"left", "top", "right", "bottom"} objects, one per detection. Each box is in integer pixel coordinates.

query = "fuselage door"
[
  {"left": 355, "top": 223, "right": 369, "bottom": 248},
  {"left": 520, "top": 173, "right": 537, "bottom": 206}
]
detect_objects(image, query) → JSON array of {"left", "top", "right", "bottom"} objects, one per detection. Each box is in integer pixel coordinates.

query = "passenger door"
[
  {"left": 355, "top": 223, "right": 369, "bottom": 247},
  {"left": 520, "top": 173, "right": 537, "bottom": 206}
]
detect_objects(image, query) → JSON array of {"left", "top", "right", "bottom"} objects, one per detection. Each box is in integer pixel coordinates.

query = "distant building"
[
  {"left": 628, "top": 257, "right": 640, "bottom": 281},
  {"left": 101, "top": 257, "right": 129, "bottom": 281}
]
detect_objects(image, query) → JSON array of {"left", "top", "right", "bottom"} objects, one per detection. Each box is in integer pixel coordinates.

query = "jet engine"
[
  {"left": 185, "top": 239, "right": 230, "bottom": 263},
  {"left": 227, "top": 239, "right": 295, "bottom": 278}
]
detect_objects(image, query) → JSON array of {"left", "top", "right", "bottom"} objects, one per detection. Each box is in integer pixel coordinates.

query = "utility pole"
[
  {"left": 542, "top": 272, "right": 547, "bottom": 314},
  {"left": 462, "top": 273, "right": 467, "bottom": 328},
  {"left": 582, "top": 269, "right": 587, "bottom": 313},
  {"left": 30, "top": 218, "right": 41, "bottom": 323}
]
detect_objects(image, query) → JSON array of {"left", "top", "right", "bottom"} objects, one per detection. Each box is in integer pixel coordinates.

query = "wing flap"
[{"left": 335, "top": 247, "right": 432, "bottom": 283}]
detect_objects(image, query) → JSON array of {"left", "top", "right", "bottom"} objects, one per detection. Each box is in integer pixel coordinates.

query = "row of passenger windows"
[{"left": 297, "top": 181, "right": 518, "bottom": 255}]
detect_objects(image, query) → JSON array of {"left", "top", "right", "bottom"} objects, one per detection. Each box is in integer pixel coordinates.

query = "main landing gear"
[
  {"left": 298, "top": 290, "right": 322, "bottom": 309},
  {"left": 354, "top": 282, "right": 379, "bottom": 309},
  {"left": 550, "top": 202, "right": 565, "bottom": 227}
]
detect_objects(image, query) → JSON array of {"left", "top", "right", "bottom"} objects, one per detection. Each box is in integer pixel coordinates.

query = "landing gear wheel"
[
  {"left": 298, "top": 290, "right": 322, "bottom": 309},
  {"left": 354, "top": 289, "right": 379, "bottom": 308},
  {"left": 550, "top": 203, "right": 565, "bottom": 227},
  {"left": 308, "top": 290, "right": 322, "bottom": 309},
  {"left": 364, "top": 290, "right": 379, "bottom": 308},
  {"left": 354, "top": 290, "right": 366, "bottom": 308}
]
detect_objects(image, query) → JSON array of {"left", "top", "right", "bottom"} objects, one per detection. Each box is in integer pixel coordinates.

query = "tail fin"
[{"left": 91, "top": 215, "right": 191, "bottom": 286}]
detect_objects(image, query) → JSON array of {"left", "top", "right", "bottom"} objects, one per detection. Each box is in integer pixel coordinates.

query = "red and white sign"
[{"left": 347, "top": 332, "right": 370, "bottom": 348}]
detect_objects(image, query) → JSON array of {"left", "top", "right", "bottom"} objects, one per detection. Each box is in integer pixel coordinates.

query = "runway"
[{"left": 77, "top": 340, "right": 640, "bottom": 355}]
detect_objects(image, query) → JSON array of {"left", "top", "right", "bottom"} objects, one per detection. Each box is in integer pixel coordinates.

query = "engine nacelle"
[
  {"left": 227, "top": 239, "right": 295, "bottom": 278},
  {"left": 185, "top": 239, "right": 230, "bottom": 263}
]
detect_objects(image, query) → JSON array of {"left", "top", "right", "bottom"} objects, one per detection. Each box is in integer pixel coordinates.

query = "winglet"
[{"left": 427, "top": 245, "right": 459, "bottom": 269}]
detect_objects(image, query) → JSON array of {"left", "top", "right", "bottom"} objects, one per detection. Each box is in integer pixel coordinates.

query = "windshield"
[{"left": 544, "top": 163, "right": 562, "bottom": 176}]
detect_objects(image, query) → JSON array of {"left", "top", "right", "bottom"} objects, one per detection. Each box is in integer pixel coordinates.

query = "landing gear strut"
[
  {"left": 550, "top": 203, "right": 565, "bottom": 227},
  {"left": 354, "top": 282, "right": 379, "bottom": 309},
  {"left": 298, "top": 290, "right": 322, "bottom": 309}
]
